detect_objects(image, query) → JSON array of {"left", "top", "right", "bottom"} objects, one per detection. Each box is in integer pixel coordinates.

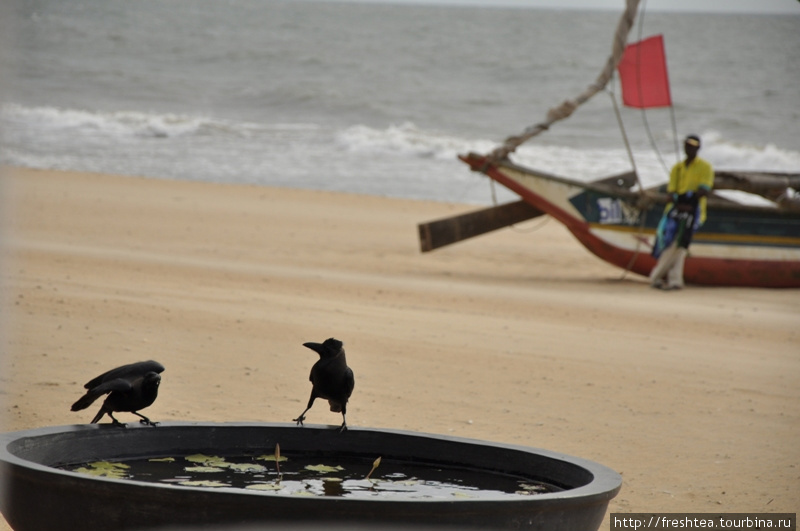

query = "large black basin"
[{"left": 0, "top": 422, "right": 620, "bottom": 530}]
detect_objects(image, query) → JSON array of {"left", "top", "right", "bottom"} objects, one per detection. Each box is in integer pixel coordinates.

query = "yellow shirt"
[{"left": 668, "top": 156, "right": 714, "bottom": 224}]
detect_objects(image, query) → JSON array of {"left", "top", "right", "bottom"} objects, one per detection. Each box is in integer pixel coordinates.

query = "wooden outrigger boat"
[
  {"left": 419, "top": 0, "right": 800, "bottom": 288},
  {"left": 453, "top": 155, "right": 800, "bottom": 288}
]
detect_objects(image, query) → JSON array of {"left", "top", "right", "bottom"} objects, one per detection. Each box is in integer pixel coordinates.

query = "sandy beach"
[{"left": 1, "top": 166, "right": 798, "bottom": 529}]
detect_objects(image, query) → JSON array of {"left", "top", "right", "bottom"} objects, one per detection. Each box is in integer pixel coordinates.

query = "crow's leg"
[
  {"left": 133, "top": 412, "right": 158, "bottom": 426},
  {"left": 293, "top": 393, "right": 317, "bottom": 426},
  {"left": 293, "top": 407, "right": 311, "bottom": 426},
  {"left": 338, "top": 404, "right": 348, "bottom": 432},
  {"left": 108, "top": 413, "right": 127, "bottom": 427}
]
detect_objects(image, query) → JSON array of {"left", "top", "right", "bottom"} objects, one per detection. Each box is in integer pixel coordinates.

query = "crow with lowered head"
[
  {"left": 293, "top": 338, "right": 355, "bottom": 432},
  {"left": 71, "top": 360, "right": 165, "bottom": 426}
]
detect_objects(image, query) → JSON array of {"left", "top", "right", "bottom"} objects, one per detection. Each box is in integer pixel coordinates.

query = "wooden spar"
[
  {"left": 417, "top": 171, "right": 643, "bottom": 253},
  {"left": 418, "top": 200, "right": 544, "bottom": 253},
  {"left": 713, "top": 171, "right": 800, "bottom": 211}
]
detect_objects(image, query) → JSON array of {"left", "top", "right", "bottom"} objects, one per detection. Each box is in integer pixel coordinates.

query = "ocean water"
[{"left": 1, "top": 0, "right": 798, "bottom": 205}]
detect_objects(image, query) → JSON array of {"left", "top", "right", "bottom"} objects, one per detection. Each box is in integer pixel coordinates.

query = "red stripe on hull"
[
  {"left": 480, "top": 161, "right": 800, "bottom": 288},
  {"left": 568, "top": 223, "right": 800, "bottom": 288}
]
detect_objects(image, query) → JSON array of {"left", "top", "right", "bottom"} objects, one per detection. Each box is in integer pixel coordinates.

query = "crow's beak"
[{"left": 303, "top": 342, "right": 324, "bottom": 354}]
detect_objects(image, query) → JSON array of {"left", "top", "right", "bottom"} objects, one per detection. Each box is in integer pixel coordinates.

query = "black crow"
[
  {"left": 71, "top": 360, "right": 165, "bottom": 426},
  {"left": 293, "top": 338, "right": 355, "bottom": 431}
]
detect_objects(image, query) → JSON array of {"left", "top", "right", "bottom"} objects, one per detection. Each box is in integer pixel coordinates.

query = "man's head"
[{"left": 684, "top": 135, "right": 701, "bottom": 160}]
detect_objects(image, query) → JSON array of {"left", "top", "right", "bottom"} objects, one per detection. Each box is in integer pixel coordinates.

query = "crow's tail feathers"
[{"left": 71, "top": 390, "right": 103, "bottom": 412}]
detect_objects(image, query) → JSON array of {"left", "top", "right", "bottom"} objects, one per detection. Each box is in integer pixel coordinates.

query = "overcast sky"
[{"left": 328, "top": 0, "right": 800, "bottom": 14}]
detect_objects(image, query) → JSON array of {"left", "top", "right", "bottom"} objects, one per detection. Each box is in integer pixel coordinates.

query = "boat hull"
[{"left": 462, "top": 154, "right": 800, "bottom": 288}]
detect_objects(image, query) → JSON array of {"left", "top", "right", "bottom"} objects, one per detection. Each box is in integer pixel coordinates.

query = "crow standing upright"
[
  {"left": 71, "top": 360, "right": 165, "bottom": 426},
  {"left": 293, "top": 338, "right": 355, "bottom": 431}
]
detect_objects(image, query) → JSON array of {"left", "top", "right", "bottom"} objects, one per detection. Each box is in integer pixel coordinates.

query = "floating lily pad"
[
  {"left": 305, "top": 464, "right": 344, "bottom": 473},
  {"left": 185, "top": 454, "right": 227, "bottom": 465},
  {"left": 148, "top": 457, "right": 175, "bottom": 463},
  {"left": 178, "top": 480, "right": 229, "bottom": 488},
  {"left": 73, "top": 461, "right": 130, "bottom": 479},
  {"left": 225, "top": 463, "right": 267, "bottom": 473},
  {"left": 185, "top": 466, "right": 226, "bottom": 473},
  {"left": 256, "top": 454, "right": 288, "bottom": 462}
]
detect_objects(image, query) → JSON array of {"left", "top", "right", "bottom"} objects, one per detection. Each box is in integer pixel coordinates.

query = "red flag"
[{"left": 617, "top": 35, "right": 672, "bottom": 108}]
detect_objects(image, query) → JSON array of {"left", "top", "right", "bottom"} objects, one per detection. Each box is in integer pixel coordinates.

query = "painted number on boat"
[{"left": 597, "top": 198, "right": 639, "bottom": 225}]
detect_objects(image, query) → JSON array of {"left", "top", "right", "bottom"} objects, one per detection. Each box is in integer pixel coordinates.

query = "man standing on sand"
[{"left": 650, "top": 134, "right": 714, "bottom": 290}]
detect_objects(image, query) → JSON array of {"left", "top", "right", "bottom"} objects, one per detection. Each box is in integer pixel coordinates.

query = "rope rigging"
[
  {"left": 630, "top": 0, "right": 679, "bottom": 174},
  {"left": 488, "top": 0, "right": 641, "bottom": 163}
]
